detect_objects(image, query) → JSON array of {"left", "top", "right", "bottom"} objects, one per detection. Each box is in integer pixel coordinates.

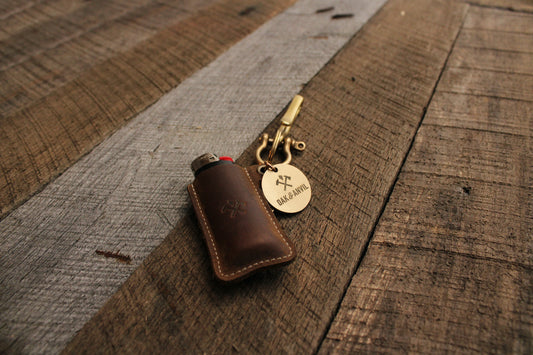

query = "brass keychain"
[{"left": 256, "top": 95, "right": 312, "bottom": 213}]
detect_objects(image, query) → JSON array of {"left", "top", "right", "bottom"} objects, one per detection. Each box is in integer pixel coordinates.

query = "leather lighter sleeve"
[{"left": 188, "top": 163, "right": 295, "bottom": 282}]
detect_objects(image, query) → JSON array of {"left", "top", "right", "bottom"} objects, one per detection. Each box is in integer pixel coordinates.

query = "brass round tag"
[{"left": 261, "top": 164, "right": 311, "bottom": 213}]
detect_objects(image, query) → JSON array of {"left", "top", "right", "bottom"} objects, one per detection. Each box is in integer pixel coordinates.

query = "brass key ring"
[
  {"left": 255, "top": 95, "right": 305, "bottom": 168},
  {"left": 267, "top": 128, "right": 285, "bottom": 163},
  {"left": 256, "top": 134, "right": 302, "bottom": 166}
]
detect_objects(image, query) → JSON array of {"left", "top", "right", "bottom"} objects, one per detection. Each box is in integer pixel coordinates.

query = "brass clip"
[{"left": 256, "top": 95, "right": 306, "bottom": 166}]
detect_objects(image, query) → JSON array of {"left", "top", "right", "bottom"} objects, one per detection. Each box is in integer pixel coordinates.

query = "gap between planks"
[
  {"left": 313, "top": 3, "right": 470, "bottom": 352},
  {"left": 319, "top": 2, "right": 532, "bottom": 353}
]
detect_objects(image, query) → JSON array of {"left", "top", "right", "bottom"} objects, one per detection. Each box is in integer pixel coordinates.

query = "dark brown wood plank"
[
  {"left": 0, "top": 0, "right": 216, "bottom": 116},
  {"left": 0, "top": 0, "right": 298, "bottom": 219},
  {"left": 448, "top": 47, "right": 533, "bottom": 75},
  {"left": 438, "top": 67, "right": 533, "bottom": 102},
  {"left": 0, "top": 0, "right": 147, "bottom": 67},
  {"left": 320, "top": 5, "right": 532, "bottom": 354},
  {"left": 62, "top": 0, "right": 467, "bottom": 353},
  {"left": 423, "top": 92, "right": 530, "bottom": 136},
  {"left": 456, "top": 28, "right": 533, "bottom": 53},
  {"left": 463, "top": 4, "right": 533, "bottom": 32},
  {"left": 0, "top": 0, "right": 86, "bottom": 37}
]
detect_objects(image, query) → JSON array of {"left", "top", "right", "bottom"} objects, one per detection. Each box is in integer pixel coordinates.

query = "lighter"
[{"left": 188, "top": 95, "right": 311, "bottom": 282}]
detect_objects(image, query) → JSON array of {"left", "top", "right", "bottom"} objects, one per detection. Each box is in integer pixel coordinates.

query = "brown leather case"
[{"left": 188, "top": 163, "right": 296, "bottom": 282}]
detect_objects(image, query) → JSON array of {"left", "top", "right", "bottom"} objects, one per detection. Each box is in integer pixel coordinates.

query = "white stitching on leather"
[
  {"left": 190, "top": 167, "right": 293, "bottom": 279},
  {"left": 243, "top": 168, "right": 294, "bottom": 259},
  {"left": 190, "top": 185, "right": 223, "bottom": 275}
]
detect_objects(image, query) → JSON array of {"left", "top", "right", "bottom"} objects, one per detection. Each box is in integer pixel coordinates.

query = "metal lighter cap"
[{"left": 191, "top": 153, "right": 219, "bottom": 174}]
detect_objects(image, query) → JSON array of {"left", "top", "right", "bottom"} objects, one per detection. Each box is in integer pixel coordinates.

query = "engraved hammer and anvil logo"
[{"left": 276, "top": 175, "right": 292, "bottom": 191}]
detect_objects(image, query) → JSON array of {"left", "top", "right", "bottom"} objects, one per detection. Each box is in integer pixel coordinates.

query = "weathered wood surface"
[
  {"left": 321, "top": 4, "right": 533, "bottom": 354},
  {"left": 467, "top": 0, "right": 533, "bottom": 12},
  {"left": 0, "top": 0, "right": 388, "bottom": 353},
  {"left": 0, "top": 0, "right": 299, "bottom": 218},
  {"left": 62, "top": 0, "right": 468, "bottom": 353},
  {"left": 2, "top": 0, "right": 531, "bottom": 353},
  {"left": 0, "top": 0, "right": 216, "bottom": 114}
]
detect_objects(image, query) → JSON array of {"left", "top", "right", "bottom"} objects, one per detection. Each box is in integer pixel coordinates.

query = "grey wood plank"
[
  {"left": 62, "top": 0, "right": 468, "bottom": 353},
  {"left": 320, "top": 4, "right": 532, "bottom": 354},
  {"left": 0, "top": 0, "right": 386, "bottom": 353}
]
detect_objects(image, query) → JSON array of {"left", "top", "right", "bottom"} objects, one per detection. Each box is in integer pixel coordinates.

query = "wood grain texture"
[
  {"left": 0, "top": 0, "right": 90, "bottom": 40},
  {"left": 466, "top": 0, "right": 533, "bottom": 12},
  {"left": 0, "top": 0, "right": 298, "bottom": 219},
  {"left": 0, "top": 0, "right": 216, "bottom": 114},
  {"left": 62, "top": 0, "right": 467, "bottom": 353},
  {"left": 0, "top": 0, "right": 387, "bottom": 353},
  {"left": 463, "top": 4, "right": 533, "bottom": 32},
  {"left": 320, "top": 4, "right": 532, "bottom": 354}
]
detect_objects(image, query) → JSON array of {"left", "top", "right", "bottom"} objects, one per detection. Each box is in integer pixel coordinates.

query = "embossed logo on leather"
[{"left": 220, "top": 200, "right": 247, "bottom": 218}]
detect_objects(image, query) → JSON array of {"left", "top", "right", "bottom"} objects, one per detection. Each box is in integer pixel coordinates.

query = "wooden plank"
[
  {"left": 320, "top": 4, "right": 532, "bottom": 354},
  {"left": 0, "top": 0, "right": 216, "bottom": 115},
  {"left": 448, "top": 47, "right": 533, "bottom": 75},
  {"left": 0, "top": 0, "right": 150, "bottom": 67},
  {"left": 466, "top": 0, "right": 533, "bottom": 12},
  {"left": 0, "top": 0, "right": 388, "bottom": 353},
  {"left": 423, "top": 92, "right": 531, "bottom": 136},
  {"left": 456, "top": 28, "right": 533, "bottom": 53},
  {"left": 0, "top": 0, "right": 299, "bottom": 219},
  {"left": 0, "top": 0, "right": 89, "bottom": 39},
  {"left": 61, "top": 0, "right": 467, "bottom": 353},
  {"left": 438, "top": 67, "right": 533, "bottom": 102},
  {"left": 463, "top": 4, "right": 533, "bottom": 32}
]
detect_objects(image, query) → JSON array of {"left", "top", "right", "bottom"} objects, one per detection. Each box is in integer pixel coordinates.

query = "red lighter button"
[{"left": 219, "top": 156, "right": 234, "bottom": 162}]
